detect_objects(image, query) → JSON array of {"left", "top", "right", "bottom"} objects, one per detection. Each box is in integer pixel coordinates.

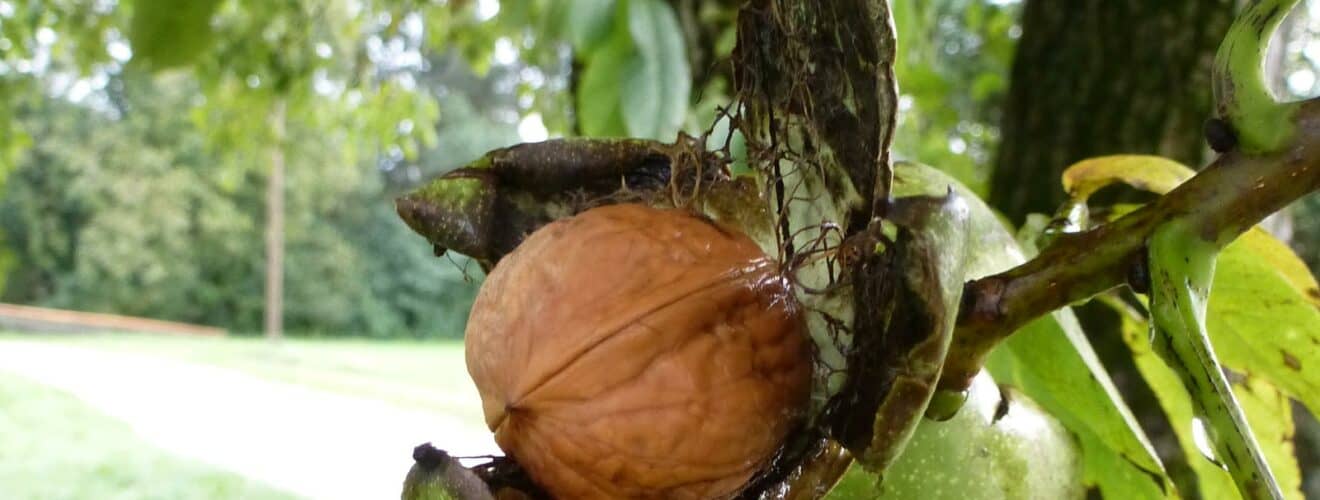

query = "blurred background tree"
[
  {"left": 990, "top": 1, "right": 1233, "bottom": 223},
  {"left": 0, "top": 0, "right": 481, "bottom": 338}
]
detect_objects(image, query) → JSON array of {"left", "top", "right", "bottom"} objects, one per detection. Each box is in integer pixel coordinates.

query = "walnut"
[{"left": 466, "top": 204, "right": 812, "bottom": 499}]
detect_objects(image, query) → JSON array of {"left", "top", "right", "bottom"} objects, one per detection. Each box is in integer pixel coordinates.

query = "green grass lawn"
[
  {"left": 2, "top": 333, "right": 484, "bottom": 426},
  {"left": 0, "top": 332, "right": 486, "bottom": 499},
  {"left": 0, "top": 370, "right": 297, "bottom": 500}
]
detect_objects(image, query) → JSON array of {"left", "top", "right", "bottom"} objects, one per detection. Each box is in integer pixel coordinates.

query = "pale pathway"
[{"left": 0, "top": 339, "right": 500, "bottom": 500}]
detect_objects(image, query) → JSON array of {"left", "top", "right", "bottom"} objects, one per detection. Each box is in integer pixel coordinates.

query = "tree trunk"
[
  {"left": 264, "top": 98, "right": 286, "bottom": 341},
  {"left": 990, "top": 0, "right": 1234, "bottom": 224}
]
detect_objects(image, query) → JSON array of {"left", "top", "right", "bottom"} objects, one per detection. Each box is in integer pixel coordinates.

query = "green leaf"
[
  {"left": 969, "top": 72, "right": 1004, "bottom": 102},
  {"left": 565, "top": 0, "right": 617, "bottom": 52},
  {"left": 988, "top": 314, "right": 1172, "bottom": 499},
  {"left": 128, "top": 0, "right": 222, "bottom": 71},
  {"left": 621, "top": 0, "right": 690, "bottom": 140},
  {"left": 576, "top": 38, "right": 633, "bottom": 137}
]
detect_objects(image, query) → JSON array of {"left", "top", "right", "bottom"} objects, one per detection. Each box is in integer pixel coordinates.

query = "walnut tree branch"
[{"left": 939, "top": 97, "right": 1320, "bottom": 392}]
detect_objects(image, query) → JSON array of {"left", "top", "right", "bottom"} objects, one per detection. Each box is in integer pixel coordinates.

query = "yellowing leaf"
[
  {"left": 1115, "top": 304, "right": 1304, "bottom": 500},
  {"left": 1103, "top": 225, "right": 1316, "bottom": 499},
  {"left": 1210, "top": 229, "right": 1320, "bottom": 416},
  {"left": 1235, "top": 377, "right": 1304, "bottom": 500},
  {"left": 1061, "top": 155, "right": 1196, "bottom": 200}
]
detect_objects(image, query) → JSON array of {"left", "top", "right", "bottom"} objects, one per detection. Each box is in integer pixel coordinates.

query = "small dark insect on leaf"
[{"left": 1204, "top": 117, "right": 1239, "bottom": 153}]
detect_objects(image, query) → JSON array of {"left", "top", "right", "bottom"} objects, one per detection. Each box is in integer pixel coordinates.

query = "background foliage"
[
  {"left": 0, "top": 3, "right": 1315, "bottom": 327},
  {"left": 0, "top": 1, "right": 1314, "bottom": 326}
]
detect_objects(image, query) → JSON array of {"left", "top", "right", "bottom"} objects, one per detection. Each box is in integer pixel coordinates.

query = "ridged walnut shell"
[{"left": 465, "top": 204, "right": 812, "bottom": 499}]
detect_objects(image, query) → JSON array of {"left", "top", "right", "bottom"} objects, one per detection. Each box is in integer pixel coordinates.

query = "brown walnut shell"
[{"left": 465, "top": 204, "right": 812, "bottom": 499}]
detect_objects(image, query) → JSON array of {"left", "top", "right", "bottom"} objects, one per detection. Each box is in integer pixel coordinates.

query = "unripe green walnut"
[
  {"left": 465, "top": 204, "right": 813, "bottom": 499},
  {"left": 828, "top": 371, "right": 1084, "bottom": 499}
]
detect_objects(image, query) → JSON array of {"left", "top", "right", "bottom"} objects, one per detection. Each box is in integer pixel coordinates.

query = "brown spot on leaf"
[{"left": 1283, "top": 350, "right": 1302, "bottom": 371}]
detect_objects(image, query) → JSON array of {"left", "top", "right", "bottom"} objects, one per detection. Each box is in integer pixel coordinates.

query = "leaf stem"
[{"left": 1212, "top": 0, "right": 1303, "bottom": 153}]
